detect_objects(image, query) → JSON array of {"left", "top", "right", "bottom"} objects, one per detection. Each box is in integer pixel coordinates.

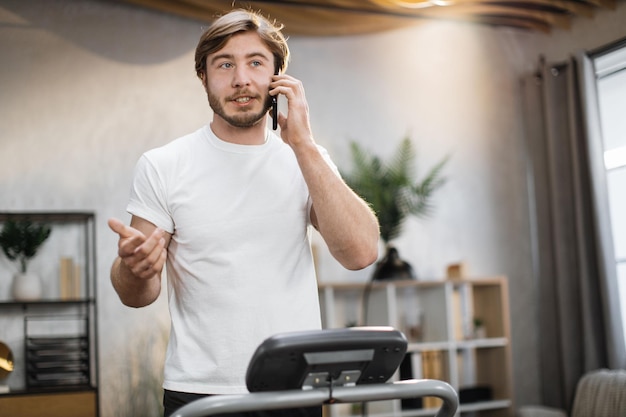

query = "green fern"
[
  {"left": 0, "top": 219, "right": 52, "bottom": 273},
  {"left": 342, "top": 137, "right": 449, "bottom": 244}
]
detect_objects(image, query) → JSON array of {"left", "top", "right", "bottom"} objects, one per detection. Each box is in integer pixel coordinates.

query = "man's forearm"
[
  {"left": 296, "top": 143, "right": 380, "bottom": 270},
  {"left": 111, "top": 257, "right": 162, "bottom": 308}
]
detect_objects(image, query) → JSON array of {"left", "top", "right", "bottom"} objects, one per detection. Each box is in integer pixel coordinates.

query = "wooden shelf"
[
  {"left": 318, "top": 277, "right": 513, "bottom": 417},
  {"left": 0, "top": 390, "right": 98, "bottom": 417}
]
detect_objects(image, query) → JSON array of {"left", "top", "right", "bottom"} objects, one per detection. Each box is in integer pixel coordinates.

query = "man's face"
[{"left": 203, "top": 31, "right": 274, "bottom": 128}]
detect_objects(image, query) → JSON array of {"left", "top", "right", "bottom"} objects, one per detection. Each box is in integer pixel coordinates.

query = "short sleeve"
[{"left": 126, "top": 154, "right": 175, "bottom": 233}]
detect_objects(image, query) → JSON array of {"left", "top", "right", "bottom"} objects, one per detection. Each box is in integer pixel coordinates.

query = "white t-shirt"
[{"left": 127, "top": 125, "right": 331, "bottom": 394}]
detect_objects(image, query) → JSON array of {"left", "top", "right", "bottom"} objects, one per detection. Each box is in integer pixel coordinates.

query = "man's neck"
[{"left": 210, "top": 118, "right": 269, "bottom": 145}]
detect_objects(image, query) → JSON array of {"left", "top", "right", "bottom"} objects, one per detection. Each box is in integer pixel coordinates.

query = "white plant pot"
[
  {"left": 474, "top": 325, "right": 487, "bottom": 339},
  {"left": 11, "top": 272, "right": 43, "bottom": 301}
]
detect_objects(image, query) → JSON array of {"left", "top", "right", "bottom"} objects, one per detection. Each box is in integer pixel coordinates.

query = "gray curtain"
[{"left": 521, "top": 54, "right": 626, "bottom": 412}]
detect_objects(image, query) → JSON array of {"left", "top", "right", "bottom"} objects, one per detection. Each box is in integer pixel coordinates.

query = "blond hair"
[{"left": 195, "top": 9, "right": 289, "bottom": 78}]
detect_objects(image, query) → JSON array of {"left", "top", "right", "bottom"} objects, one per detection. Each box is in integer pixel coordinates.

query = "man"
[{"left": 108, "top": 8, "right": 379, "bottom": 417}]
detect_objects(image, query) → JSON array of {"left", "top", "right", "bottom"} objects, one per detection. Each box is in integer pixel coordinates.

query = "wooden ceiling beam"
[
  {"left": 114, "top": 0, "right": 617, "bottom": 34},
  {"left": 452, "top": 14, "right": 554, "bottom": 32},
  {"left": 439, "top": 0, "right": 595, "bottom": 17},
  {"left": 402, "top": 4, "right": 572, "bottom": 29},
  {"left": 118, "top": 0, "right": 224, "bottom": 21},
  {"left": 579, "top": 0, "right": 616, "bottom": 9}
]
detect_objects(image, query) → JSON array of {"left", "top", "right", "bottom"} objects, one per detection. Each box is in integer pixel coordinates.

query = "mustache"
[{"left": 226, "top": 90, "right": 260, "bottom": 101}]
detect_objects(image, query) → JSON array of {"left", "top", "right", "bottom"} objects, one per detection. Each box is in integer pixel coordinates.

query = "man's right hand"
[{"left": 108, "top": 217, "right": 167, "bottom": 280}]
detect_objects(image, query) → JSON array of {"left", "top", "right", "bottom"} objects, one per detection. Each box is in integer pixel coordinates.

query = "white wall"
[{"left": 0, "top": 0, "right": 624, "bottom": 415}]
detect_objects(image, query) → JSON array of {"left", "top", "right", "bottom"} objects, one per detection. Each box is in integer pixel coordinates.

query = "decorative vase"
[
  {"left": 11, "top": 272, "right": 43, "bottom": 301},
  {"left": 371, "top": 246, "right": 416, "bottom": 281}
]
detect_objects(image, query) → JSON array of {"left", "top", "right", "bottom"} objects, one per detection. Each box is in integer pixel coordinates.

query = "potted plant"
[
  {"left": 473, "top": 317, "right": 487, "bottom": 339},
  {"left": 342, "top": 137, "right": 448, "bottom": 280},
  {"left": 0, "top": 219, "right": 52, "bottom": 300}
]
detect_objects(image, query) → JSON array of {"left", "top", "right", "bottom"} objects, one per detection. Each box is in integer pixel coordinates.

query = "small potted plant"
[
  {"left": 342, "top": 137, "right": 448, "bottom": 280},
  {"left": 0, "top": 219, "right": 52, "bottom": 300},
  {"left": 473, "top": 317, "right": 487, "bottom": 339}
]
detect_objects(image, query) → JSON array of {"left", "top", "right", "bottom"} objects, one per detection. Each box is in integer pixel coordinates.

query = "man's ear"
[{"left": 199, "top": 72, "right": 208, "bottom": 91}]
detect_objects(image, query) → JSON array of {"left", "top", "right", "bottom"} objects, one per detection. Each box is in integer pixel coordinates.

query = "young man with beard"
[{"left": 108, "top": 8, "right": 379, "bottom": 417}]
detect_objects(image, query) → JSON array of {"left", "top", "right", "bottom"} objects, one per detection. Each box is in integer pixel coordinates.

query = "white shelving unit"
[{"left": 318, "top": 277, "right": 513, "bottom": 417}]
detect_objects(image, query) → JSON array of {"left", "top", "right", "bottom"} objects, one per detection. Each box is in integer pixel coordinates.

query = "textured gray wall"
[{"left": 1, "top": 0, "right": 625, "bottom": 415}]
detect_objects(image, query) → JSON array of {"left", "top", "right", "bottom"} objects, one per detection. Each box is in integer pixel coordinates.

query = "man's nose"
[{"left": 232, "top": 67, "right": 251, "bottom": 87}]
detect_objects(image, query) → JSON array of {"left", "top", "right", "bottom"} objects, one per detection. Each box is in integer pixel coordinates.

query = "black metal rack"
[{"left": 0, "top": 212, "right": 99, "bottom": 415}]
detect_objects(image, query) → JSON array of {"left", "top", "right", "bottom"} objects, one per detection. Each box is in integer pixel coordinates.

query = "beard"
[{"left": 207, "top": 89, "right": 273, "bottom": 128}]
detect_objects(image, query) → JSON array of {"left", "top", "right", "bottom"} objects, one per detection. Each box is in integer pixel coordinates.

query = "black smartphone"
[
  {"left": 271, "top": 95, "right": 278, "bottom": 130},
  {"left": 271, "top": 69, "right": 278, "bottom": 130}
]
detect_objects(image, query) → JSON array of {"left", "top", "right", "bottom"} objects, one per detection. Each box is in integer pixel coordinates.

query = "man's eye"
[
  {"left": 251, "top": 61, "right": 262, "bottom": 67},
  {"left": 219, "top": 62, "right": 233, "bottom": 69}
]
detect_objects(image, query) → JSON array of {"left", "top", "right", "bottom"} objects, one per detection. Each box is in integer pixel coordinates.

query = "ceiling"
[{"left": 116, "top": 0, "right": 619, "bottom": 36}]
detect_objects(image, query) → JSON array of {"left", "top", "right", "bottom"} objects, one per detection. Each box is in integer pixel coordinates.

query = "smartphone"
[
  {"left": 271, "top": 95, "right": 278, "bottom": 130},
  {"left": 271, "top": 69, "right": 278, "bottom": 130}
]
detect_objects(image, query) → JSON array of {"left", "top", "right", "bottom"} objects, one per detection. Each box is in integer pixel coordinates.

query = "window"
[{"left": 593, "top": 42, "right": 626, "bottom": 347}]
